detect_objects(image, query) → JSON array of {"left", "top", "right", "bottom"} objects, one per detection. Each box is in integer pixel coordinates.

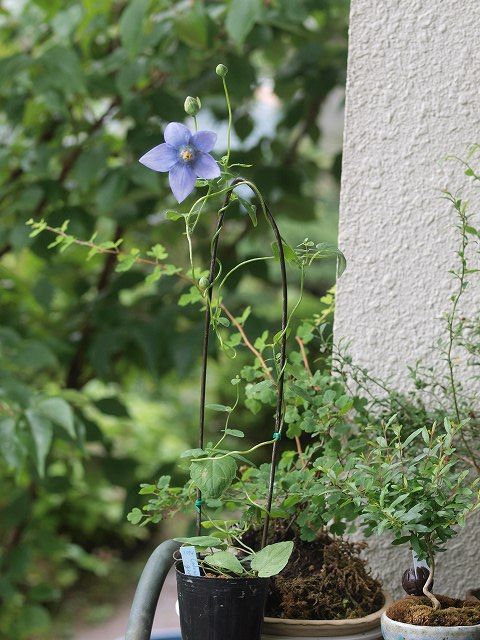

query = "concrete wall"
[{"left": 335, "top": 0, "right": 480, "bottom": 598}]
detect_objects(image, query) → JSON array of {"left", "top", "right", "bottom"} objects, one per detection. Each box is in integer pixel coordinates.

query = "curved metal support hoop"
[
  {"left": 196, "top": 178, "right": 288, "bottom": 548},
  {"left": 125, "top": 539, "right": 181, "bottom": 640}
]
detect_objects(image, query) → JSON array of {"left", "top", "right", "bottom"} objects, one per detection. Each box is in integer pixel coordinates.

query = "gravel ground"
[{"left": 75, "top": 570, "right": 180, "bottom": 640}]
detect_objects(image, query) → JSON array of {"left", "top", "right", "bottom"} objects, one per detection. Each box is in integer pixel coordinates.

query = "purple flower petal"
[
  {"left": 139, "top": 143, "right": 178, "bottom": 172},
  {"left": 191, "top": 130, "right": 217, "bottom": 153},
  {"left": 168, "top": 162, "right": 197, "bottom": 203},
  {"left": 192, "top": 152, "right": 221, "bottom": 180},
  {"left": 164, "top": 122, "right": 191, "bottom": 148}
]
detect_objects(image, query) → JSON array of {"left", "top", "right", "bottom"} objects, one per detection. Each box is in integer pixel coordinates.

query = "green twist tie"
[
  {"left": 272, "top": 432, "right": 281, "bottom": 441},
  {"left": 194, "top": 498, "right": 204, "bottom": 512}
]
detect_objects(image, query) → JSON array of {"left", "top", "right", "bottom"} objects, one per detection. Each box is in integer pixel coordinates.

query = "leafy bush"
[{"left": 317, "top": 419, "right": 480, "bottom": 609}]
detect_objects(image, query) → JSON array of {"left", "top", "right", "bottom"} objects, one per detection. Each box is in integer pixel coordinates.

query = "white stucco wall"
[{"left": 335, "top": 0, "right": 480, "bottom": 598}]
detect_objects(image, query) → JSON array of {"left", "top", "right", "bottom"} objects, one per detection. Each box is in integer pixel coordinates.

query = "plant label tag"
[{"left": 180, "top": 546, "right": 200, "bottom": 576}]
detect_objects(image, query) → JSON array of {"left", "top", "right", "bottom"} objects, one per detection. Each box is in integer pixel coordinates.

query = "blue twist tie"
[
  {"left": 194, "top": 498, "right": 204, "bottom": 512},
  {"left": 272, "top": 432, "right": 281, "bottom": 441}
]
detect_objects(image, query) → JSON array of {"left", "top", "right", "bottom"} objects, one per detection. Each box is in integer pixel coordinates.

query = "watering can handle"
[{"left": 125, "top": 539, "right": 181, "bottom": 640}]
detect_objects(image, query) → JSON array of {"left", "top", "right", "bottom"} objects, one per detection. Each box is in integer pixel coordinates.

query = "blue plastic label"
[{"left": 180, "top": 546, "right": 200, "bottom": 576}]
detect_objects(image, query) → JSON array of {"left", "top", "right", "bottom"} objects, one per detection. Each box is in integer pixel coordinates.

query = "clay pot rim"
[
  {"left": 382, "top": 611, "right": 480, "bottom": 631},
  {"left": 263, "top": 591, "right": 392, "bottom": 628}
]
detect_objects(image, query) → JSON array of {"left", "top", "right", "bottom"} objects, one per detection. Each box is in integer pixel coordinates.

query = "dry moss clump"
[
  {"left": 244, "top": 523, "right": 384, "bottom": 620},
  {"left": 387, "top": 595, "right": 480, "bottom": 627}
]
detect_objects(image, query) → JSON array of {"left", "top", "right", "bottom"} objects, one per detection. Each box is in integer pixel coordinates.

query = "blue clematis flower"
[{"left": 139, "top": 122, "right": 221, "bottom": 203}]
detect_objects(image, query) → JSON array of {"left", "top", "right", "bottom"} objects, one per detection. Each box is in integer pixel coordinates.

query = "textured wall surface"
[{"left": 336, "top": 0, "right": 480, "bottom": 598}]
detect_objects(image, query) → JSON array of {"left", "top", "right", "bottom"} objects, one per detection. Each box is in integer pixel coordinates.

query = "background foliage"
[{"left": 0, "top": 0, "right": 349, "bottom": 637}]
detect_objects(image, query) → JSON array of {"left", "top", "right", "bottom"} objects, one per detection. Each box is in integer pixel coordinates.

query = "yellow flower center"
[{"left": 181, "top": 149, "right": 193, "bottom": 162}]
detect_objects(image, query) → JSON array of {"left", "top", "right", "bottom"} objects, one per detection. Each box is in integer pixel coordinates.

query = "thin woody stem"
[
  {"left": 221, "top": 305, "right": 272, "bottom": 379},
  {"left": 423, "top": 553, "right": 441, "bottom": 610},
  {"left": 296, "top": 336, "right": 313, "bottom": 376}
]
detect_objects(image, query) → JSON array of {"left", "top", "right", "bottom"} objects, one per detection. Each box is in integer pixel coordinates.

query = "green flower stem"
[
  {"left": 212, "top": 385, "right": 240, "bottom": 451},
  {"left": 191, "top": 438, "right": 277, "bottom": 463},
  {"left": 217, "top": 256, "right": 274, "bottom": 295},
  {"left": 445, "top": 195, "right": 480, "bottom": 472},
  {"left": 240, "top": 480, "right": 270, "bottom": 515},
  {"left": 223, "top": 77, "right": 232, "bottom": 166}
]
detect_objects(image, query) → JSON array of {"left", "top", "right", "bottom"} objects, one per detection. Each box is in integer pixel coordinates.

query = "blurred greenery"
[{"left": 0, "top": 0, "right": 349, "bottom": 637}]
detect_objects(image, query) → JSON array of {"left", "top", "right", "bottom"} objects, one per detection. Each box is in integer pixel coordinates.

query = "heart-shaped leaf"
[
  {"left": 174, "top": 535, "right": 226, "bottom": 548},
  {"left": 190, "top": 457, "right": 237, "bottom": 499},
  {"left": 251, "top": 541, "right": 294, "bottom": 577},
  {"left": 204, "top": 551, "right": 244, "bottom": 574}
]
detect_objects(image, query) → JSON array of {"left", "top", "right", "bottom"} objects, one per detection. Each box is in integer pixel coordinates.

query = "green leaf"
[
  {"left": 180, "top": 448, "right": 206, "bottom": 459},
  {"left": 139, "top": 484, "right": 156, "bottom": 495},
  {"left": 224, "top": 428, "right": 244, "bottom": 438},
  {"left": 251, "top": 541, "right": 294, "bottom": 577},
  {"left": 272, "top": 240, "right": 300, "bottom": 266},
  {"left": 116, "top": 249, "right": 140, "bottom": 272},
  {"left": 206, "top": 403, "right": 232, "bottom": 412},
  {"left": 36, "top": 397, "right": 75, "bottom": 438},
  {"left": 204, "top": 551, "right": 244, "bottom": 574},
  {"left": 288, "top": 383, "right": 311, "bottom": 402},
  {"left": 174, "top": 535, "right": 226, "bottom": 548},
  {"left": 26, "top": 410, "right": 53, "bottom": 477},
  {"left": 147, "top": 244, "right": 168, "bottom": 260},
  {"left": 190, "top": 457, "right": 237, "bottom": 498},
  {"left": 226, "top": 0, "right": 262, "bottom": 46},
  {"left": 120, "top": 0, "right": 150, "bottom": 57},
  {"left": 145, "top": 267, "right": 163, "bottom": 286},
  {"left": 314, "top": 243, "right": 347, "bottom": 276},
  {"left": 402, "top": 427, "right": 423, "bottom": 448},
  {"left": 0, "top": 417, "right": 19, "bottom": 467},
  {"left": 127, "top": 508, "right": 143, "bottom": 524},
  {"left": 174, "top": 4, "right": 211, "bottom": 49}
]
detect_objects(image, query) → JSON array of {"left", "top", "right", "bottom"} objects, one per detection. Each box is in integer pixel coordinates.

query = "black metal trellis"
[{"left": 196, "top": 177, "right": 288, "bottom": 550}]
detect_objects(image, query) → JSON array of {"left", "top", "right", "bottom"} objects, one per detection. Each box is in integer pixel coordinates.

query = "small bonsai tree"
[{"left": 317, "top": 418, "right": 480, "bottom": 609}]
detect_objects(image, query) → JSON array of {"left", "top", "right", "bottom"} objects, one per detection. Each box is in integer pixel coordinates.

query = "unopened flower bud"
[
  {"left": 198, "top": 276, "right": 210, "bottom": 292},
  {"left": 184, "top": 96, "right": 201, "bottom": 116},
  {"left": 215, "top": 64, "right": 228, "bottom": 78}
]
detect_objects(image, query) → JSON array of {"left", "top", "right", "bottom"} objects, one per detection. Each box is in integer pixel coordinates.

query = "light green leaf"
[
  {"left": 251, "top": 541, "right": 294, "bottom": 577},
  {"left": 120, "top": 0, "right": 149, "bottom": 57},
  {"left": 36, "top": 397, "right": 75, "bottom": 438},
  {"left": 226, "top": 0, "right": 262, "bottom": 46},
  {"left": 224, "top": 428, "right": 244, "bottom": 438},
  {"left": 174, "top": 535, "right": 226, "bottom": 548},
  {"left": 314, "top": 243, "right": 347, "bottom": 277},
  {"left": 116, "top": 249, "right": 140, "bottom": 272},
  {"left": 190, "top": 457, "right": 237, "bottom": 498},
  {"left": 288, "top": 383, "right": 311, "bottom": 402},
  {"left": 206, "top": 403, "right": 232, "bottom": 412},
  {"left": 145, "top": 266, "right": 163, "bottom": 286},
  {"left": 26, "top": 410, "right": 53, "bottom": 477},
  {"left": 0, "top": 417, "right": 19, "bottom": 467},
  {"left": 174, "top": 4, "right": 210, "bottom": 49},
  {"left": 180, "top": 448, "right": 206, "bottom": 459},
  {"left": 147, "top": 243, "right": 168, "bottom": 260},
  {"left": 127, "top": 508, "right": 143, "bottom": 524},
  {"left": 272, "top": 240, "right": 300, "bottom": 265},
  {"left": 204, "top": 551, "right": 244, "bottom": 574}
]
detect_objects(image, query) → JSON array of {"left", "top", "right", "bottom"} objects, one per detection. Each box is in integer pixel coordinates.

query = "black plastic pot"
[{"left": 176, "top": 564, "right": 269, "bottom": 640}]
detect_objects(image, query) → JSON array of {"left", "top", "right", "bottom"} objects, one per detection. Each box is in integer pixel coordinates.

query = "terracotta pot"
[
  {"left": 261, "top": 593, "right": 391, "bottom": 639},
  {"left": 381, "top": 612, "right": 480, "bottom": 640}
]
